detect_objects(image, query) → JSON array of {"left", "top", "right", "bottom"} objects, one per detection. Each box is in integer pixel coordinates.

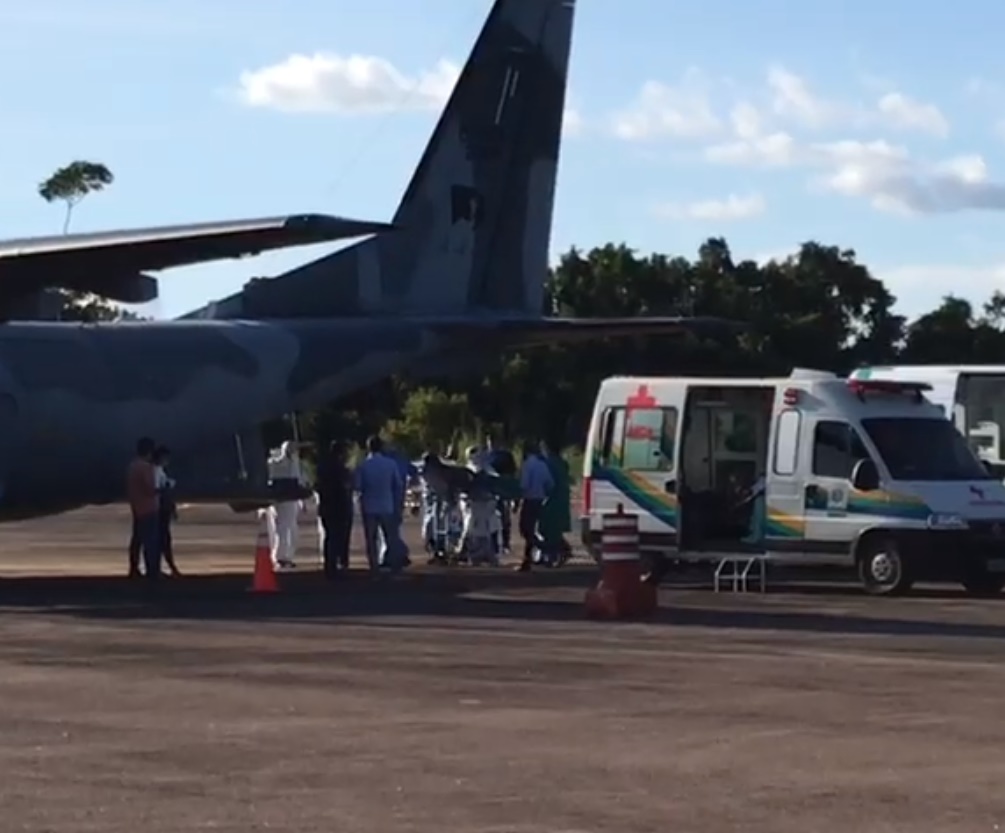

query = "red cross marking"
[{"left": 626, "top": 384, "right": 656, "bottom": 410}]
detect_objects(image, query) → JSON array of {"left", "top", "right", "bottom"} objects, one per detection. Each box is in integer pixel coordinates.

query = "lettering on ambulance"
[{"left": 595, "top": 384, "right": 679, "bottom": 538}]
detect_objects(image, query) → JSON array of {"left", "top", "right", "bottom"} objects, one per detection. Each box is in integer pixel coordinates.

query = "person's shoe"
[{"left": 514, "top": 560, "right": 531, "bottom": 572}]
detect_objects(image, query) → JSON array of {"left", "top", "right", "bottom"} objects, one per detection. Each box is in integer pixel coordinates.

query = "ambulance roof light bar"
[{"left": 846, "top": 378, "right": 932, "bottom": 403}]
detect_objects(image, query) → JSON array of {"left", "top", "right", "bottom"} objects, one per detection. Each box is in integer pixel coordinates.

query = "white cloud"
[
  {"left": 729, "top": 102, "right": 763, "bottom": 140},
  {"left": 705, "top": 130, "right": 800, "bottom": 166},
  {"left": 766, "top": 66, "right": 948, "bottom": 136},
  {"left": 615, "top": 65, "right": 948, "bottom": 155},
  {"left": 705, "top": 101, "right": 1002, "bottom": 215},
  {"left": 236, "top": 52, "right": 586, "bottom": 139},
  {"left": 877, "top": 263, "right": 1005, "bottom": 316},
  {"left": 766, "top": 66, "right": 846, "bottom": 129},
  {"left": 819, "top": 148, "right": 1005, "bottom": 214},
  {"left": 611, "top": 70, "right": 720, "bottom": 140},
  {"left": 655, "top": 193, "right": 766, "bottom": 221},
  {"left": 876, "top": 92, "right": 949, "bottom": 137},
  {"left": 237, "top": 52, "right": 460, "bottom": 113}
]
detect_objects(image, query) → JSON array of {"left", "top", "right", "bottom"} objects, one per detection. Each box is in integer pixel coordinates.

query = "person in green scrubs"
[{"left": 538, "top": 438, "right": 572, "bottom": 566}]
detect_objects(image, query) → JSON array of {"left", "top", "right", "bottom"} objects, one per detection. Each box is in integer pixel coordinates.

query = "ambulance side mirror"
[{"left": 850, "top": 458, "right": 880, "bottom": 492}]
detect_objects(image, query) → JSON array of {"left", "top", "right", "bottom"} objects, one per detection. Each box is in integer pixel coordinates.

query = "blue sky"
[{"left": 2, "top": 0, "right": 1005, "bottom": 320}]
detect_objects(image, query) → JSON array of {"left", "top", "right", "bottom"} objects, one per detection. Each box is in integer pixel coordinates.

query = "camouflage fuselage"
[{"left": 0, "top": 319, "right": 449, "bottom": 519}]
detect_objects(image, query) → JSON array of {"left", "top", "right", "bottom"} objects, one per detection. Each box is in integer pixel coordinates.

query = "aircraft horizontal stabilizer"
[
  {"left": 0, "top": 212, "right": 395, "bottom": 320},
  {"left": 0, "top": 213, "right": 394, "bottom": 272}
]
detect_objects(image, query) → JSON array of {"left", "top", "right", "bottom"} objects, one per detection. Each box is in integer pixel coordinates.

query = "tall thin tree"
[{"left": 38, "top": 160, "right": 114, "bottom": 234}]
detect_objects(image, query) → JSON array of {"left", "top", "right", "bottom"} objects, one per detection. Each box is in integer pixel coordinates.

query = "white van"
[
  {"left": 581, "top": 368, "right": 1005, "bottom": 595},
  {"left": 850, "top": 366, "right": 1005, "bottom": 477}
]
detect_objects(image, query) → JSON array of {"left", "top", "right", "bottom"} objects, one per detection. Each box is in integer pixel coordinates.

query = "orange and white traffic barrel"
[{"left": 584, "top": 503, "right": 657, "bottom": 619}]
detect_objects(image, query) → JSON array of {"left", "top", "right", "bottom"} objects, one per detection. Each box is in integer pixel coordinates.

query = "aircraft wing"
[
  {"left": 0, "top": 214, "right": 393, "bottom": 304},
  {"left": 434, "top": 316, "right": 745, "bottom": 346}
]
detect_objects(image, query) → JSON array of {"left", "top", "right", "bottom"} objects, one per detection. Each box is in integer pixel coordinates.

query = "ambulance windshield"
[{"left": 861, "top": 418, "right": 993, "bottom": 481}]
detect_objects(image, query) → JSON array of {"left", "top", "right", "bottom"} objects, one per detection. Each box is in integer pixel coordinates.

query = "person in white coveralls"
[{"left": 267, "top": 441, "right": 308, "bottom": 569}]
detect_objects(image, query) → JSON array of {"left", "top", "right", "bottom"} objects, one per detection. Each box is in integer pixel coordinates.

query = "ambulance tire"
[
  {"left": 960, "top": 564, "right": 1005, "bottom": 597},
  {"left": 857, "top": 535, "right": 913, "bottom": 595}
]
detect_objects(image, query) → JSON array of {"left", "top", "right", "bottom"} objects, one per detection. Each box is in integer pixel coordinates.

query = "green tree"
[
  {"left": 55, "top": 295, "right": 132, "bottom": 323},
  {"left": 36, "top": 160, "right": 122, "bottom": 321},
  {"left": 38, "top": 160, "right": 114, "bottom": 234},
  {"left": 385, "top": 388, "right": 475, "bottom": 458}
]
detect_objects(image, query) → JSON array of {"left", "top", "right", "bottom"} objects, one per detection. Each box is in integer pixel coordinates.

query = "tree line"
[
  {"left": 33, "top": 161, "right": 1002, "bottom": 457},
  {"left": 309, "top": 238, "right": 1003, "bottom": 457}
]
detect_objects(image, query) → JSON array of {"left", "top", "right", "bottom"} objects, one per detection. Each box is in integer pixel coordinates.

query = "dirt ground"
[{"left": 0, "top": 506, "right": 1004, "bottom": 832}]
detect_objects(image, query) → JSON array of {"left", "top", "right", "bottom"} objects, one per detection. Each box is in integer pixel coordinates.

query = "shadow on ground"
[{"left": 0, "top": 564, "right": 1003, "bottom": 642}]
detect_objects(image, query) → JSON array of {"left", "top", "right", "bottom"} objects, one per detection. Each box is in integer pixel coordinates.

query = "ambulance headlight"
[{"left": 926, "top": 513, "right": 968, "bottom": 530}]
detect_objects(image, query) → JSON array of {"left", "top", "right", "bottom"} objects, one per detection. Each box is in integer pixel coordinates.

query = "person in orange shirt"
[{"left": 126, "top": 436, "right": 161, "bottom": 580}]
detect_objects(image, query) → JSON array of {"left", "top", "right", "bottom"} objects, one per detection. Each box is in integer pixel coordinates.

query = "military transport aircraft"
[
  {"left": 0, "top": 214, "right": 393, "bottom": 320},
  {"left": 0, "top": 0, "right": 739, "bottom": 521}
]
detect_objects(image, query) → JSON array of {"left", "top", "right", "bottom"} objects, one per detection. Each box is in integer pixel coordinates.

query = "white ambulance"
[
  {"left": 580, "top": 368, "right": 1005, "bottom": 595},
  {"left": 850, "top": 366, "right": 1005, "bottom": 477}
]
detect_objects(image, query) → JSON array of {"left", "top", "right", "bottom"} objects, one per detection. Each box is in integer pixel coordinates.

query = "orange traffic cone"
[{"left": 249, "top": 510, "right": 280, "bottom": 593}]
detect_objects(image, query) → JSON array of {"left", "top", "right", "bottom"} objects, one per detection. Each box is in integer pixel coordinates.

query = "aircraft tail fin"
[{"left": 185, "top": 0, "right": 576, "bottom": 321}]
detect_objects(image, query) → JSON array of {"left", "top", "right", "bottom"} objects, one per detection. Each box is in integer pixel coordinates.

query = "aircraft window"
[
  {"left": 812, "top": 421, "right": 870, "bottom": 480},
  {"left": 621, "top": 407, "right": 678, "bottom": 472},
  {"left": 773, "top": 409, "right": 800, "bottom": 475},
  {"left": 599, "top": 407, "right": 625, "bottom": 467}
]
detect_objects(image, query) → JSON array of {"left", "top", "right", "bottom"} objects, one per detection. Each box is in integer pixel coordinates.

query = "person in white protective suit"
[
  {"left": 313, "top": 490, "right": 325, "bottom": 567},
  {"left": 267, "top": 441, "right": 308, "bottom": 569},
  {"left": 459, "top": 446, "right": 501, "bottom": 566}
]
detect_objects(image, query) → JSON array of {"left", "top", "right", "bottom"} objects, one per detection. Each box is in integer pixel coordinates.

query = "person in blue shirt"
[
  {"left": 515, "top": 440, "right": 554, "bottom": 572},
  {"left": 352, "top": 436, "right": 404, "bottom": 575}
]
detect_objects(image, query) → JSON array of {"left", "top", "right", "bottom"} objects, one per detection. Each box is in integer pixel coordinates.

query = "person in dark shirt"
[
  {"left": 538, "top": 438, "right": 573, "bottom": 566},
  {"left": 315, "top": 440, "right": 354, "bottom": 579},
  {"left": 485, "top": 435, "right": 516, "bottom": 554}
]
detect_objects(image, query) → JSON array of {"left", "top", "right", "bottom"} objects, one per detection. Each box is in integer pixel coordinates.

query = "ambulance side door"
[
  {"left": 764, "top": 402, "right": 808, "bottom": 556},
  {"left": 594, "top": 385, "right": 682, "bottom": 548},
  {"left": 589, "top": 404, "right": 627, "bottom": 521},
  {"left": 621, "top": 393, "right": 682, "bottom": 547},
  {"left": 801, "top": 418, "right": 872, "bottom": 559}
]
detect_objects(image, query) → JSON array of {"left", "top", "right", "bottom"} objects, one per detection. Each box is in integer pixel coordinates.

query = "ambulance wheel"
[
  {"left": 961, "top": 564, "right": 1005, "bottom": 596},
  {"left": 857, "top": 536, "right": 913, "bottom": 595}
]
